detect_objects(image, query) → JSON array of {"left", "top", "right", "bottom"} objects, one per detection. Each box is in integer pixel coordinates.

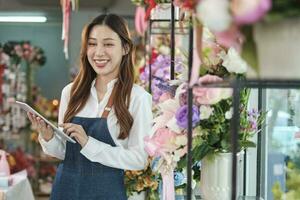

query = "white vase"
[
  {"left": 128, "top": 191, "right": 146, "bottom": 200},
  {"left": 200, "top": 152, "right": 244, "bottom": 200}
]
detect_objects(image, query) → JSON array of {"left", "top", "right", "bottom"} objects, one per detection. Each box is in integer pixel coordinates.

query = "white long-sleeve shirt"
[{"left": 38, "top": 79, "right": 153, "bottom": 171}]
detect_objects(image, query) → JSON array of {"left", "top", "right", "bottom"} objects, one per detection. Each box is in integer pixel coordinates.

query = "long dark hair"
[{"left": 63, "top": 14, "right": 134, "bottom": 139}]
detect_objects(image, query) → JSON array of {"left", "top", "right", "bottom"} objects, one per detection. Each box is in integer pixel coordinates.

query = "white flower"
[
  {"left": 167, "top": 117, "right": 183, "bottom": 133},
  {"left": 158, "top": 45, "right": 170, "bottom": 55},
  {"left": 225, "top": 107, "right": 233, "bottom": 119},
  {"left": 173, "top": 150, "right": 182, "bottom": 162},
  {"left": 175, "top": 135, "right": 188, "bottom": 146},
  {"left": 196, "top": 0, "right": 232, "bottom": 32},
  {"left": 199, "top": 105, "right": 214, "bottom": 120},
  {"left": 219, "top": 47, "right": 248, "bottom": 74},
  {"left": 220, "top": 88, "right": 233, "bottom": 100}
]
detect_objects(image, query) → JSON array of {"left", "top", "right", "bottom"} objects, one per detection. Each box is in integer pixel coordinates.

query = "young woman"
[{"left": 27, "top": 14, "right": 153, "bottom": 200}]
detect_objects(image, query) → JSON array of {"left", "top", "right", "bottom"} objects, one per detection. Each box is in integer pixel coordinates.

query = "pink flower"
[
  {"left": 159, "top": 92, "right": 172, "bottom": 103},
  {"left": 193, "top": 74, "right": 232, "bottom": 105},
  {"left": 231, "top": 0, "right": 272, "bottom": 25},
  {"left": 215, "top": 25, "right": 244, "bottom": 52},
  {"left": 202, "top": 41, "right": 224, "bottom": 66},
  {"left": 144, "top": 128, "right": 177, "bottom": 157},
  {"left": 22, "top": 43, "right": 31, "bottom": 49}
]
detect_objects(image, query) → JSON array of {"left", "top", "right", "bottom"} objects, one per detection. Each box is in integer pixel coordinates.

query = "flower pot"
[{"left": 200, "top": 152, "right": 244, "bottom": 200}]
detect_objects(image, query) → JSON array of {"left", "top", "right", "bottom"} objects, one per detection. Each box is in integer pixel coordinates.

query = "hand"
[
  {"left": 27, "top": 112, "right": 54, "bottom": 141},
  {"left": 59, "top": 123, "right": 88, "bottom": 148}
]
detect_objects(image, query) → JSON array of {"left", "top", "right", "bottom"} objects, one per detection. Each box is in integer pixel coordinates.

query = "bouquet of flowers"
[
  {"left": 139, "top": 35, "right": 186, "bottom": 103},
  {"left": 144, "top": 30, "right": 265, "bottom": 198}
]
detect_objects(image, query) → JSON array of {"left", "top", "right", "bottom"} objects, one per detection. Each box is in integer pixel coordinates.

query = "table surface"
[{"left": 0, "top": 170, "right": 34, "bottom": 200}]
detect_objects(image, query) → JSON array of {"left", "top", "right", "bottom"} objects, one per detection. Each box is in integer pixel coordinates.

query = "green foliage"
[
  {"left": 191, "top": 87, "right": 265, "bottom": 162},
  {"left": 272, "top": 181, "right": 283, "bottom": 200},
  {"left": 266, "top": 0, "right": 300, "bottom": 22}
]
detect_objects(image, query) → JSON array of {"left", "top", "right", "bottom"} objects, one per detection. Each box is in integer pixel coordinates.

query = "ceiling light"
[{"left": 0, "top": 16, "right": 47, "bottom": 23}]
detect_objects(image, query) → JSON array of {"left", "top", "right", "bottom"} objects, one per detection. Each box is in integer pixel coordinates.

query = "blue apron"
[{"left": 50, "top": 88, "right": 127, "bottom": 200}]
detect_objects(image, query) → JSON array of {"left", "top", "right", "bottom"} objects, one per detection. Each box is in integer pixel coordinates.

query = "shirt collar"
[{"left": 90, "top": 78, "right": 118, "bottom": 101}]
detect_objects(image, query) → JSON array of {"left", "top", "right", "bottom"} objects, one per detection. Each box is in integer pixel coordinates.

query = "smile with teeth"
[{"left": 94, "top": 59, "right": 109, "bottom": 67}]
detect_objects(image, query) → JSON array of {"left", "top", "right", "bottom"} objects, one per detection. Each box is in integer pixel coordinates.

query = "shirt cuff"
[
  {"left": 38, "top": 134, "right": 58, "bottom": 148},
  {"left": 80, "top": 136, "right": 110, "bottom": 159}
]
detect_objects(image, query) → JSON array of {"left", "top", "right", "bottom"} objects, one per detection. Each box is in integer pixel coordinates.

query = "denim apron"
[{"left": 50, "top": 87, "right": 127, "bottom": 200}]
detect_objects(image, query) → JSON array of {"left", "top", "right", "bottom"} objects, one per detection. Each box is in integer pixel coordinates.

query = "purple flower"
[
  {"left": 175, "top": 105, "right": 200, "bottom": 129},
  {"left": 247, "top": 109, "right": 259, "bottom": 130},
  {"left": 152, "top": 86, "right": 163, "bottom": 102}
]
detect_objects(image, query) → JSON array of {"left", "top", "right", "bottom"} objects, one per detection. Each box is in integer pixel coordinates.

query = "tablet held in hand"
[{"left": 15, "top": 101, "right": 76, "bottom": 143}]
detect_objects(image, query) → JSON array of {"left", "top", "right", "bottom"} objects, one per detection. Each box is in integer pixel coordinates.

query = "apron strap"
[{"left": 101, "top": 85, "right": 117, "bottom": 118}]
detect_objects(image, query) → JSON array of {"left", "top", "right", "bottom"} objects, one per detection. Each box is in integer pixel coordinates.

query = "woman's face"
[{"left": 87, "top": 25, "right": 125, "bottom": 80}]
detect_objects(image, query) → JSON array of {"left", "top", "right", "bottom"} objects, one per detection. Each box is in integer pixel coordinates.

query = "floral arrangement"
[
  {"left": 2, "top": 41, "right": 46, "bottom": 66},
  {"left": 139, "top": 35, "right": 186, "bottom": 103},
  {"left": 132, "top": 0, "right": 295, "bottom": 56},
  {"left": 144, "top": 30, "right": 265, "bottom": 198},
  {"left": 126, "top": 35, "right": 186, "bottom": 198},
  {"left": 124, "top": 161, "right": 159, "bottom": 199},
  {"left": 140, "top": 54, "right": 185, "bottom": 103},
  {"left": 2, "top": 41, "right": 46, "bottom": 104}
]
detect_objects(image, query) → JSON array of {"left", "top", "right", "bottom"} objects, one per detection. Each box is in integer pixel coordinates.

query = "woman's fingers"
[
  {"left": 60, "top": 123, "right": 82, "bottom": 135},
  {"left": 64, "top": 126, "right": 77, "bottom": 136},
  {"left": 39, "top": 119, "right": 48, "bottom": 132},
  {"left": 27, "top": 112, "right": 38, "bottom": 129},
  {"left": 70, "top": 132, "right": 79, "bottom": 139}
]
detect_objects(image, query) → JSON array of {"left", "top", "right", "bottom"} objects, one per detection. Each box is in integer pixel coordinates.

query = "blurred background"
[{"left": 0, "top": 0, "right": 300, "bottom": 200}]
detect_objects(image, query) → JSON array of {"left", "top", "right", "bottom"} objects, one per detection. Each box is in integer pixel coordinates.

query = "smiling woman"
[
  {"left": 87, "top": 25, "right": 125, "bottom": 83},
  {"left": 26, "top": 13, "right": 153, "bottom": 200}
]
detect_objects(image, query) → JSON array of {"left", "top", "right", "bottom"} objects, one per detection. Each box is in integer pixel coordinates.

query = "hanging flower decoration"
[
  {"left": 135, "top": 6, "right": 148, "bottom": 36},
  {"left": 60, "top": 0, "right": 79, "bottom": 59},
  {"left": 2, "top": 41, "right": 46, "bottom": 66}
]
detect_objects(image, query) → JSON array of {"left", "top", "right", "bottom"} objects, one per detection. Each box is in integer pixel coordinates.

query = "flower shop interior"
[{"left": 1, "top": 0, "right": 300, "bottom": 200}]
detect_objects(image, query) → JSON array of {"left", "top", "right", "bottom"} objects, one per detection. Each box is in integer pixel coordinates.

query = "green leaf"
[
  {"left": 207, "top": 132, "right": 220, "bottom": 145},
  {"left": 240, "top": 140, "right": 256, "bottom": 148},
  {"left": 177, "top": 155, "right": 187, "bottom": 169},
  {"left": 221, "top": 139, "right": 230, "bottom": 151},
  {"left": 193, "top": 143, "right": 213, "bottom": 161}
]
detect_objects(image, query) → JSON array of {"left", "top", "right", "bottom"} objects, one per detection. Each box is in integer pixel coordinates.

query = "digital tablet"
[{"left": 15, "top": 101, "right": 76, "bottom": 143}]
